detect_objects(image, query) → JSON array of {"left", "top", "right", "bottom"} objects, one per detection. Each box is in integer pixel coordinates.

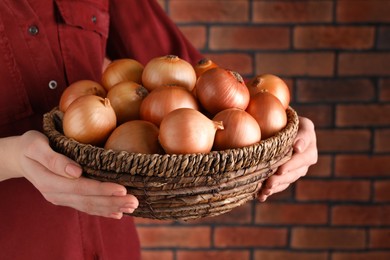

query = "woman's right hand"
[{"left": 0, "top": 130, "right": 138, "bottom": 219}]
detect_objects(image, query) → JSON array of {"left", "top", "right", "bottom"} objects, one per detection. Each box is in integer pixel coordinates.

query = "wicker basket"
[{"left": 42, "top": 107, "right": 299, "bottom": 221}]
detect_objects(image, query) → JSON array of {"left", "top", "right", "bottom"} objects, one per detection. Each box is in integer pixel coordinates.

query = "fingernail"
[
  {"left": 110, "top": 212, "right": 123, "bottom": 219},
  {"left": 65, "top": 163, "right": 82, "bottom": 178},
  {"left": 112, "top": 189, "right": 127, "bottom": 196},
  {"left": 120, "top": 207, "right": 136, "bottom": 214}
]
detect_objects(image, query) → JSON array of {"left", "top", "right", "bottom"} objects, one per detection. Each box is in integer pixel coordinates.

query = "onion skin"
[
  {"left": 159, "top": 108, "right": 224, "bottom": 154},
  {"left": 212, "top": 108, "right": 261, "bottom": 150},
  {"left": 63, "top": 95, "right": 117, "bottom": 146},
  {"left": 195, "top": 68, "right": 250, "bottom": 115},
  {"left": 194, "top": 58, "right": 218, "bottom": 78},
  {"left": 246, "top": 74, "right": 290, "bottom": 109},
  {"left": 246, "top": 92, "right": 287, "bottom": 140},
  {"left": 105, "top": 120, "right": 162, "bottom": 154},
  {"left": 101, "top": 58, "right": 144, "bottom": 91},
  {"left": 107, "top": 81, "right": 149, "bottom": 124},
  {"left": 140, "top": 85, "right": 199, "bottom": 127},
  {"left": 59, "top": 80, "right": 106, "bottom": 112},
  {"left": 142, "top": 55, "right": 197, "bottom": 92}
]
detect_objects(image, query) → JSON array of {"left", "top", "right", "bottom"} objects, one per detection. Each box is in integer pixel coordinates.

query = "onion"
[
  {"left": 106, "top": 81, "right": 149, "bottom": 124},
  {"left": 101, "top": 58, "right": 144, "bottom": 91},
  {"left": 140, "top": 85, "right": 199, "bottom": 126},
  {"left": 195, "top": 68, "right": 250, "bottom": 115},
  {"left": 246, "top": 92, "right": 287, "bottom": 140},
  {"left": 59, "top": 80, "right": 106, "bottom": 112},
  {"left": 142, "top": 55, "right": 197, "bottom": 92},
  {"left": 212, "top": 108, "right": 261, "bottom": 150},
  {"left": 246, "top": 74, "right": 290, "bottom": 109},
  {"left": 63, "top": 95, "right": 117, "bottom": 146},
  {"left": 159, "top": 108, "right": 224, "bottom": 154},
  {"left": 105, "top": 120, "right": 162, "bottom": 154},
  {"left": 194, "top": 58, "right": 218, "bottom": 78}
]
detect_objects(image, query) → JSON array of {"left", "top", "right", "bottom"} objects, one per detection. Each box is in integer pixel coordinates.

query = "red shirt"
[{"left": 0, "top": 0, "right": 202, "bottom": 259}]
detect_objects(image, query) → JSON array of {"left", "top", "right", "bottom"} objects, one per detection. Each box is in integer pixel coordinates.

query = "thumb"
[{"left": 293, "top": 117, "right": 315, "bottom": 153}]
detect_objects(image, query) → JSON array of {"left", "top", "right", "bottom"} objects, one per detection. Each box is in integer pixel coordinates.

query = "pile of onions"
[
  {"left": 246, "top": 74, "right": 290, "bottom": 109},
  {"left": 59, "top": 80, "right": 106, "bottom": 112},
  {"left": 196, "top": 68, "right": 250, "bottom": 115},
  {"left": 62, "top": 95, "right": 117, "bottom": 146},
  {"left": 159, "top": 108, "right": 224, "bottom": 154},
  {"left": 140, "top": 85, "right": 199, "bottom": 126},
  {"left": 142, "top": 55, "right": 197, "bottom": 92},
  {"left": 101, "top": 58, "right": 144, "bottom": 91},
  {"left": 212, "top": 108, "right": 261, "bottom": 151},
  {"left": 246, "top": 92, "right": 287, "bottom": 140},
  {"left": 106, "top": 81, "right": 148, "bottom": 124},
  {"left": 105, "top": 120, "right": 162, "bottom": 154}
]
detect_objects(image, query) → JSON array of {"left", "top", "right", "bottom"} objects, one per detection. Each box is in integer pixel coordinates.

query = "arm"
[
  {"left": 258, "top": 117, "right": 318, "bottom": 201},
  {"left": 0, "top": 131, "right": 138, "bottom": 219}
]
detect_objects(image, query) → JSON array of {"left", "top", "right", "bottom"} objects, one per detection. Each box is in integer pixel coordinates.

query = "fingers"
[{"left": 22, "top": 131, "right": 82, "bottom": 179}]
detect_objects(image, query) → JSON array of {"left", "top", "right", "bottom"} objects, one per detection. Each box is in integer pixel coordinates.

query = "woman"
[{"left": 0, "top": 0, "right": 317, "bottom": 259}]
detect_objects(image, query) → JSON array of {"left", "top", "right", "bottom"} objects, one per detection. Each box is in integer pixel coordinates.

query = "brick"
[
  {"left": 294, "top": 26, "right": 374, "bottom": 49},
  {"left": 336, "top": 104, "right": 390, "bottom": 127},
  {"left": 189, "top": 202, "right": 252, "bottom": 225},
  {"left": 256, "top": 52, "right": 335, "bottom": 77},
  {"left": 296, "top": 79, "right": 375, "bottom": 102},
  {"left": 210, "top": 26, "right": 290, "bottom": 50},
  {"left": 266, "top": 184, "right": 294, "bottom": 201},
  {"left": 306, "top": 155, "right": 333, "bottom": 178},
  {"left": 134, "top": 217, "right": 174, "bottom": 226},
  {"left": 377, "top": 26, "right": 390, "bottom": 49},
  {"left": 370, "top": 229, "right": 390, "bottom": 249},
  {"left": 335, "top": 155, "right": 390, "bottom": 177},
  {"left": 178, "top": 26, "right": 206, "bottom": 50},
  {"left": 374, "top": 180, "right": 390, "bottom": 202},
  {"left": 214, "top": 227, "right": 287, "bottom": 247},
  {"left": 255, "top": 203, "right": 328, "bottom": 225},
  {"left": 157, "top": 0, "right": 166, "bottom": 11},
  {"left": 253, "top": 1, "right": 333, "bottom": 23},
  {"left": 333, "top": 252, "right": 390, "bottom": 260},
  {"left": 254, "top": 250, "right": 328, "bottom": 260},
  {"left": 293, "top": 105, "right": 333, "bottom": 128},
  {"left": 202, "top": 53, "right": 253, "bottom": 76},
  {"left": 177, "top": 250, "right": 249, "bottom": 260},
  {"left": 337, "top": 0, "right": 390, "bottom": 23},
  {"left": 296, "top": 180, "right": 371, "bottom": 202},
  {"left": 338, "top": 53, "right": 390, "bottom": 76},
  {"left": 291, "top": 227, "right": 365, "bottom": 249},
  {"left": 332, "top": 205, "right": 390, "bottom": 226},
  {"left": 141, "top": 250, "right": 173, "bottom": 260},
  {"left": 380, "top": 78, "right": 390, "bottom": 101},
  {"left": 169, "top": 0, "right": 249, "bottom": 23},
  {"left": 137, "top": 226, "right": 211, "bottom": 248},
  {"left": 375, "top": 129, "right": 390, "bottom": 153},
  {"left": 316, "top": 129, "right": 371, "bottom": 152}
]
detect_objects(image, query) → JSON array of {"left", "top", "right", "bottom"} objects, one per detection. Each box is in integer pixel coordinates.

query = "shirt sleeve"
[{"left": 106, "top": 0, "right": 203, "bottom": 66}]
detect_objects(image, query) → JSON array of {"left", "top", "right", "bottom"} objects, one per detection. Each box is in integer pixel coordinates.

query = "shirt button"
[
  {"left": 28, "top": 25, "right": 39, "bottom": 36},
  {"left": 91, "top": 15, "right": 97, "bottom": 24},
  {"left": 48, "top": 80, "right": 58, "bottom": 90}
]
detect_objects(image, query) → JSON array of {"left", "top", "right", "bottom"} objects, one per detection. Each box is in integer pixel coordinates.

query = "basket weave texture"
[{"left": 43, "top": 107, "right": 299, "bottom": 221}]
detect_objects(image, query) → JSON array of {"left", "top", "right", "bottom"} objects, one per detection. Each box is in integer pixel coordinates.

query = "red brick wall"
[{"left": 136, "top": 1, "right": 390, "bottom": 259}]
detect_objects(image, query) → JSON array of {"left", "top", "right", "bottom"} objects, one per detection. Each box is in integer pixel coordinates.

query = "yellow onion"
[
  {"left": 140, "top": 85, "right": 199, "bottom": 126},
  {"left": 142, "top": 55, "right": 197, "bottom": 92},
  {"left": 101, "top": 58, "right": 144, "bottom": 91},
  {"left": 159, "top": 108, "right": 224, "bottom": 154},
  {"left": 194, "top": 58, "right": 218, "bottom": 78},
  {"left": 63, "top": 95, "right": 117, "bottom": 146},
  {"left": 212, "top": 108, "right": 261, "bottom": 150},
  {"left": 106, "top": 81, "right": 149, "bottom": 124},
  {"left": 246, "top": 92, "right": 287, "bottom": 140},
  {"left": 195, "top": 68, "right": 250, "bottom": 115},
  {"left": 59, "top": 80, "right": 106, "bottom": 112},
  {"left": 246, "top": 74, "right": 290, "bottom": 109},
  {"left": 105, "top": 120, "right": 162, "bottom": 154}
]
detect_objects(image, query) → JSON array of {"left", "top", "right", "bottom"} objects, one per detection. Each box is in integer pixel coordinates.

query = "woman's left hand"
[{"left": 258, "top": 116, "right": 318, "bottom": 202}]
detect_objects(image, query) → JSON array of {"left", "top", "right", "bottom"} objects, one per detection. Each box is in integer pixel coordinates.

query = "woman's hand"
[
  {"left": 1, "top": 130, "right": 138, "bottom": 219},
  {"left": 258, "top": 117, "right": 318, "bottom": 202}
]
